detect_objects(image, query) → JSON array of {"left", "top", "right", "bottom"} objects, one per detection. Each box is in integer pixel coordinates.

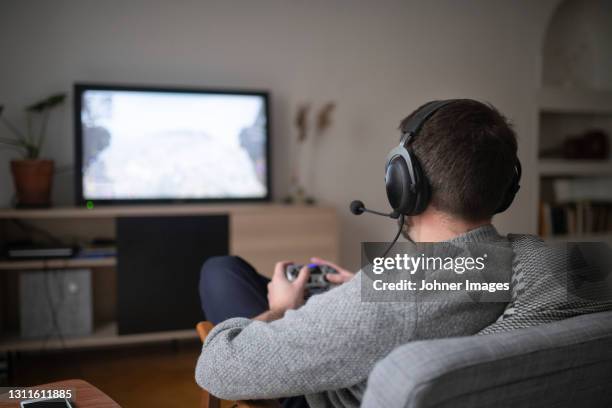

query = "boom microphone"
[
  {"left": 349, "top": 200, "right": 400, "bottom": 219},
  {"left": 349, "top": 199, "right": 407, "bottom": 258},
  {"left": 349, "top": 200, "right": 366, "bottom": 215}
]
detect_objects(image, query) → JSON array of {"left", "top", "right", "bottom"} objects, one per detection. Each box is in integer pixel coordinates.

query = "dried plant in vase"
[
  {"left": 285, "top": 101, "right": 336, "bottom": 204},
  {"left": 0, "top": 93, "right": 67, "bottom": 207}
]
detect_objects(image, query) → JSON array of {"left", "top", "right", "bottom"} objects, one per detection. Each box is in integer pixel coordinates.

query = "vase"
[{"left": 10, "top": 159, "right": 54, "bottom": 208}]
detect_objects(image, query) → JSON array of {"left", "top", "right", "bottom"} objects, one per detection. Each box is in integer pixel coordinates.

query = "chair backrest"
[{"left": 362, "top": 311, "right": 612, "bottom": 408}]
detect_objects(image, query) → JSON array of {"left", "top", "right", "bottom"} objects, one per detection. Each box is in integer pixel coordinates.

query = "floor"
[{"left": 11, "top": 340, "right": 202, "bottom": 407}]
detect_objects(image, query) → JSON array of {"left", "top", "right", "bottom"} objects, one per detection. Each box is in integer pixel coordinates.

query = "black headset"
[{"left": 385, "top": 99, "right": 522, "bottom": 217}]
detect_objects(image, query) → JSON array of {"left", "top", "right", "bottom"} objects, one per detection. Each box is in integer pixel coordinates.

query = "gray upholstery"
[{"left": 362, "top": 311, "right": 612, "bottom": 408}]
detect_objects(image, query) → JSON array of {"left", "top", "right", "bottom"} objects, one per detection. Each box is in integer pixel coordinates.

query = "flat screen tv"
[{"left": 74, "top": 83, "right": 270, "bottom": 205}]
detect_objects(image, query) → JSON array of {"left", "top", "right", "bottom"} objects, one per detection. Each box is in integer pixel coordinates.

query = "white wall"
[
  {"left": 0, "top": 0, "right": 558, "bottom": 270},
  {"left": 542, "top": 0, "right": 612, "bottom": 90}
]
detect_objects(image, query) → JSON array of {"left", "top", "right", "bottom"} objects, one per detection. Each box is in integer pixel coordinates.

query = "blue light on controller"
[{"left": 308, "top": 263, "right": 318, "bottom": 268}]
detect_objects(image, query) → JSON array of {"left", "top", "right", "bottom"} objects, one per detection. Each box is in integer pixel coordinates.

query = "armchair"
[{"left": 196, "top": 321, "right": 280, "bottom": 408}]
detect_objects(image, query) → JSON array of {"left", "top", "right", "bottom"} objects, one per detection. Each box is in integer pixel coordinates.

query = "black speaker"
[{"left": 117, "top": 215, "right": 229, "bottom": 335}]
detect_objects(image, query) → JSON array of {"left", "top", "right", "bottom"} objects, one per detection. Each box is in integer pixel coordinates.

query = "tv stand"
[{"left": 0, "top": 203, "right": 338, "bottom": 352}]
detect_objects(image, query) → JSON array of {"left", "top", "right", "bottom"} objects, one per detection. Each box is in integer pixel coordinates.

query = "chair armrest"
[{"left": 196, "top": 321, "right": 215, "bottom": 343}]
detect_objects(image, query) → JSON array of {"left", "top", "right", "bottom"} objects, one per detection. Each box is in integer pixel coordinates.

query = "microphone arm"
[
  {"left": 363, "top": 207, "right": 397, "bottom": 217},
  {"left": 349, "top": 200, "right": 400, "bottom": 219}
]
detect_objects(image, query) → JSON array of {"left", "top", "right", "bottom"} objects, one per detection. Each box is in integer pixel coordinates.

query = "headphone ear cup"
[
  {"left": 410, "top": 156, "right": 430, "bottom": 215},
  {"left": 495, "top": 179, "right": 519, "bottom": 214},
  {"left": 495, "top": 161, "right": 522, "bottom": 214},
  {"left": 385, "top": 156, "right": 416, "bottom": 214}
]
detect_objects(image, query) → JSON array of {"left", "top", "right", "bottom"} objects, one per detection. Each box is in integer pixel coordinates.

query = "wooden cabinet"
[{"left": 0, "top": 204, "right": 338, "bottom": 351}]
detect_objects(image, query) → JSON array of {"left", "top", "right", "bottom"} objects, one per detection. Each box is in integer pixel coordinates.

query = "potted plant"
[{"left": 0, "top": 93, "right": 66, "bottom": 207}]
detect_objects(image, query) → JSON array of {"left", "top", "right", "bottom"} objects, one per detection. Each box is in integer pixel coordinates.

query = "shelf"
[
  {"left": 0, "top": 203, "right": 331, "bottom": 219},
  {"left": 538, "top": 87, "right": 612, "bottom": 114},
  {"left": 538, "top": 160, "right": 612, "bottom": 177},
  {"left": 0, "top": 321, "right": 198, "bottom": 352},
  {"left": 0, "top": 257, "right": 116, "bottom": 271}
]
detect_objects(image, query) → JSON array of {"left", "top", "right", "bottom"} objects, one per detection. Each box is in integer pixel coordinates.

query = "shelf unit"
[
  {"left": 0, "top": 203, "right": 291, "bottom": 219},
  {"left": 0, "top": 322, "right": 196, "bottom": 352},
  {"left": 536, "top": 88, "right": 612, "bottom": 240},
  {"left": 0, "top": 204, "right": 339, "bottom": 352},
  {"left": 0, "top": 257, "right": 116, "bottom": 271},
  {"left": 0, "top": 204, "right": 339, "bottom": 275}
]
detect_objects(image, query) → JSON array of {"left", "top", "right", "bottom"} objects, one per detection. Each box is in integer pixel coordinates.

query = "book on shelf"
[{"left": 539, "top": 201, "right": 612, "bottom": 237}]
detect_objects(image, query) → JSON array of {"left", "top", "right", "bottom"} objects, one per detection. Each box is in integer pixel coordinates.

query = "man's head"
[{"left": 399, "top": 99, "right": 518, "bottom": 240}]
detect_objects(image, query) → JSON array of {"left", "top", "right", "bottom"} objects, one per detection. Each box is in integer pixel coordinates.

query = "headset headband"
[{"left": 400, "top": 100, "right": 458, "bottom": 144}]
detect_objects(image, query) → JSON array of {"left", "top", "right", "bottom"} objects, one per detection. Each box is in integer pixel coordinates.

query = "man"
[{"left": 196, "top": 100, "right": 519, "bottom": 407}]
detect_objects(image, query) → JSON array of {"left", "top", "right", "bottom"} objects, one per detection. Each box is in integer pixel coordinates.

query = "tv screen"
[{"left": 74, "top": 84, "right": 270, "bottom": 204}]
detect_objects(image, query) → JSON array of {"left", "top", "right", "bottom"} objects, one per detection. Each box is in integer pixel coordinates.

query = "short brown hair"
[{"left": 399, "top": 99, "right": 517, "bottom": 221}]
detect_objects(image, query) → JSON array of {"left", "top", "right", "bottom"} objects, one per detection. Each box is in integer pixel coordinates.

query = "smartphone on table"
[{"left": 20, "top": 398, "right": 73, "bottom": 408}]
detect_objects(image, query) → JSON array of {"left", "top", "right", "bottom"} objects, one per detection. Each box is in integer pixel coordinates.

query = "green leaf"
[
  {"left": 46, "top": 93, "right": 67, "bottom": 107},
  {"left": 26, "top": 100, "right": 46, "bottom": 112},
  {"left": 26, "top": 93, "right": 67, "bottom": 112}
]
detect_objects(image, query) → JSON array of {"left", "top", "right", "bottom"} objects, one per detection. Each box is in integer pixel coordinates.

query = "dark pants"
[{"left": 199, "top": 256, "right": 308, "bottom": 408}]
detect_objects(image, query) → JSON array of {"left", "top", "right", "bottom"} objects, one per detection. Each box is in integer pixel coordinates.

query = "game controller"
[{"left": 285, "top": 263, "right": 339, "bottom": 295}]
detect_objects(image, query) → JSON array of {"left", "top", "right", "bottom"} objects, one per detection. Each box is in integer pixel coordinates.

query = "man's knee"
[{"left": 200, "top": 256, "right": 244, "bottom": 286}]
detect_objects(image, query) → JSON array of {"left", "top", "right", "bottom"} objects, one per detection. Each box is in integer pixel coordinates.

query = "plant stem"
[
  {"left": 0, "top": 136, "right": 23, "bottom": 146},
  {"left": 28, "top": 145, "right": 38, "bottom": 158},
  {"left": 27, "top": 112, "right": 33, "bottom": 144},
  {"left": 36, "top": 108, "right": 50, "bottom": 157},
  {"left": 0, "top": 116, "right": 28, "bottom": 143}
]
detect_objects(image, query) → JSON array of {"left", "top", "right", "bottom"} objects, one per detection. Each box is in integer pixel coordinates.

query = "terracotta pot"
[{"left": 10, "top": 159, "right": 54, "bottom": 208}]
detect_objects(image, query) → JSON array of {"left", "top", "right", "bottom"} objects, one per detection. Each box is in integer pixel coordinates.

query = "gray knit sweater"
[{"left": 196, "top": 225, "right": 510, "bottom": 407}]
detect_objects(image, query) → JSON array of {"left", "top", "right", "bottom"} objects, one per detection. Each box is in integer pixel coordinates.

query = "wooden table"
[{"left": 0, "top": 379, "right": 120, "bottom": 407}]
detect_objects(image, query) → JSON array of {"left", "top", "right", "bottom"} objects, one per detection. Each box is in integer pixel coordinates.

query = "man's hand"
[
  {"left": 310, "top": 257, "right": 355, "bottom": 285},
  {"left": 265, "top": 261, "right": 310, "bottom": 318}
]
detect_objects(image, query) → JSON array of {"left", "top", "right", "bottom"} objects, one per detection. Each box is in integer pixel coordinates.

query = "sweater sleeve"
[
  {"left": 195, "top": 269, "right": 507, "bottom": 400},
  {"left": 195, "top": 274, "right": 406, "bottom": 400}
]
